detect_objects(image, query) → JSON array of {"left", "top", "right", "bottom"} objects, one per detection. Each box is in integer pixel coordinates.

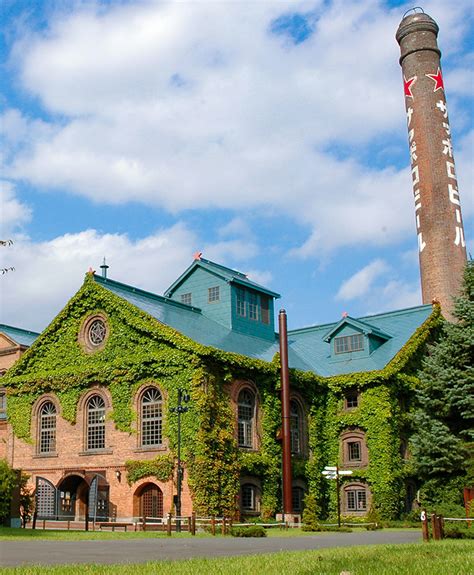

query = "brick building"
[{"left": 1, "top": 256, "right": 439, "bottom": 524}]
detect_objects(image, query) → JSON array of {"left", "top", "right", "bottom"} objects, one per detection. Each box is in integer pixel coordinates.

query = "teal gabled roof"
[
  {"left": 322, "top": 316, "right": 392, "bottom": 343},
  {"left": 94, "top": 275, "right": 434, "bottom": 377},
  {"left": 164, "top": 257, "right": 281, "bottom": 299},
  {"left": 0, "top": 324, "right": 40, "bottom": 347},
  {"left": 288, "top": 305, "right": 433, "bottom": 376}
]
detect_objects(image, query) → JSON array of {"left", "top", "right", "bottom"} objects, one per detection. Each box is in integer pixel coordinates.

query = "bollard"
[
  {"left": 431, "top": 513, "right": 441, "bottom": 540},
  {"left": 167, "top": 513, "right": 172, "bottom": 536},
  {"left": 421, "top": 510, "right": 430, "bottom": 542},
  {"left": 191, "top": 512, "right": 196, "bottom": 536}
]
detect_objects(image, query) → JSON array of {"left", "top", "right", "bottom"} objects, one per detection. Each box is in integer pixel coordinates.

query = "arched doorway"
[
  {"left": 56, "top": 473, "right": 109, "bottom": 521},
  {"left": 134, "top": 483, "right": 164, "bottom": 520}
]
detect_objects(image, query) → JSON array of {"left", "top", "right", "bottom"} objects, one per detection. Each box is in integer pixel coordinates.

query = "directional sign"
[
  {"left": 324, "top": 466, "right": 338, "bottom": 471},
  {"left": 339, "top": 470, "right": 353, "bottom": 476}
]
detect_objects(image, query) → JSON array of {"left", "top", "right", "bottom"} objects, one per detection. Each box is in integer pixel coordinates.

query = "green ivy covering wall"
[{"left": 2, "top": 274, "right": 441, "bottom": 519}]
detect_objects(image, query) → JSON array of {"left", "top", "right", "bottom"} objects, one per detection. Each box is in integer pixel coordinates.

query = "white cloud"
[
  {"left": 0, "top": 180, "right": 31, "bottom": 237},
  {"left": 0, "top": 224, "right": 196, "bottom": 330},
  {"left": 336, "top": 259, "right": 389, "bottom": 301},
  {"left": 4, "top": 0, "right": 471, "bottom": 257}
]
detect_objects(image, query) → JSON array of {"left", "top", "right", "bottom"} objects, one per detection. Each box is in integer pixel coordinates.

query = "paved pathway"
[{"left": 0, "top": 530, "right": 421, "bottom": 567}]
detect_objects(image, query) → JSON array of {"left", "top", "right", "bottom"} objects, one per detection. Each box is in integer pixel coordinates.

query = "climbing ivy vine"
[{"left": 2, "top": 274, "right": 441, "bottom": 519}]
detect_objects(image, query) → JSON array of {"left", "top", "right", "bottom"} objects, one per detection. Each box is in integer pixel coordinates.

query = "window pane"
[
  {"left": 334, "top": 334, "right": 364, "bottom": 354},
  {"left": 39, "top": 402, "right": 57, "bottom": 453},
  {"left": 347, "top": 491, "right": 356, "bottom": 511},
  {"left": 141, "top": 388, "right": 163, "bottom": 447},
  {"left": 248, "top": 292, "right": 258, "bottom": 321},
  {"left": 346, "top": 392, "right": 358, "bottom": 408},
  {"left": 236, "top": 288, "right": 246, "bottom": 317},
  {"left": 348, "top": 441, "right": 361, "bottom": 461},
  {"left": 241, "top": 484, "right": 256, "bottom": 511},
  {"left": 0, "top": 391, "right": 6, "bottom": 420},
  {"left": 292, "top": 487, "right": 305, "bottom": 513},
  {"left": 180, "top": 293, "right": 192, "bottom": 306},
  {"left": 238, "top": 390, "right": 254, "bottom": 448},
  {"left": 208, "top": 286, "right": 220, "bottom": 302},
  {"left": 290, "top": 401, "right": 301, "bottom": 454},
  {"left": 87, "top": 396, "right": 105, "bottom": 450},
  {"left": 357, "top": 490, "right": 367, "bottom": 510},
  {"left": 260, "top": 296, "right": 270, "bottom": 324}
]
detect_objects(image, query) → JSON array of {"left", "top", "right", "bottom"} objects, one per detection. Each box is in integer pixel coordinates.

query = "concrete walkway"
[{"left": 0, "top": 530, "right": 421, "bottom": 567}]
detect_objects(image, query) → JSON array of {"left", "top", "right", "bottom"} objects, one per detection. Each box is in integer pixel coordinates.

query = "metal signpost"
[{"left": 322, "top": 466, "right": 353, "bottom": 527}]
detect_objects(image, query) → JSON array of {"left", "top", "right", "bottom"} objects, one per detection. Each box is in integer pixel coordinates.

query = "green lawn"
[{"left": 0, "top": 541, "right": 472, "bottom": 574}]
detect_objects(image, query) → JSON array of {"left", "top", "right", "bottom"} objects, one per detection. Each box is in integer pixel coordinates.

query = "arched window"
[
  {"left": 290, "top": 400, "right": 302, "bottom": 455},
  {"left": 141, "top": 387, "right": 163, "bottom": 447},
  {"left": 38, "top": 401, "right": 57, "bottom": 454},
  {"left": 241, "top": 483, "right": 260, "bottom": 513},
  {"left": 340, "top": 429, "right": 368, "bottom": 466},
  {"left": 238, "top": 389, "right": 255, "bottom": 448},
  {"left": 86, "top": 395, "right": 106, "bottom": 451}
]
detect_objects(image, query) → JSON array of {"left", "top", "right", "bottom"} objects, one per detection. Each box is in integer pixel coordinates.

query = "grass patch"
[{"left": 0, "top": 540, "right": 473, "bottom": 574}]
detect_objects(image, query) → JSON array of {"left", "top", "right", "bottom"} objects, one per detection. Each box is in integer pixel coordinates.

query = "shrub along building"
[{"left": 0, "top": 255, "right": 441, "bottom": 524}]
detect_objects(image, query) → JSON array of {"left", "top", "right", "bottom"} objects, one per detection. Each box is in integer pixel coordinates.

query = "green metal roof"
[
  {"left": 0, "top": 324, "right": 40, "bottom": 347},
  {"left": 94, "top": 275, "right": 433, "bottom": 377},
  {"left": 164, "top": 257, "right": 281, "bottom": 299},
  {"left": 322, "top": 316, "right": 392, "bottom": 342}
]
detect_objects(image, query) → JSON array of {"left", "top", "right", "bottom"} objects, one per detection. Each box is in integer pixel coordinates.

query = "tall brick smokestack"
[{"left": 396, "top": 9, "right": 467, "bottom": 319}]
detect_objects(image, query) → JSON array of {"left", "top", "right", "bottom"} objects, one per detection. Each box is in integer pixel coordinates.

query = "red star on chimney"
[
  {"left": 425, "top": 68, "right": 444, "bottom": 92},
  {"left": 403, "top": 75, "right": 417, "bottom": 98}
]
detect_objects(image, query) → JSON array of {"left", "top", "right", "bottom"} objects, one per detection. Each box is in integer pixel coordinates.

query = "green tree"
[
  {"left": 410, "top": 262, "right": 474, "bottom": 500},
  {"left": 0, "top": 459, "right": 17, "bottom": 522}
]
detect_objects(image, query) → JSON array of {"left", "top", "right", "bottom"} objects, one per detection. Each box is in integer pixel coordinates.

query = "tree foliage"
[
  {"left": 0, "top": 459, "right": 16, "bottom": 522},
  {"left": 410, "top": 262, "right": 474, "bottom": 484}
]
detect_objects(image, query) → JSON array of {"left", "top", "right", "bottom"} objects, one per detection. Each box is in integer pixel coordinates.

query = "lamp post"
[
  {"left": 170, "top": 388, "right": 190, "bottom": 533},
  {"left": 322, "top": 466, "right": 353, "bottom": 527}
]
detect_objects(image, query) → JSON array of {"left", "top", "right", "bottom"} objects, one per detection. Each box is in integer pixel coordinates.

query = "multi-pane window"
[
  {"left": 348, "top": 441, "right": 361, "bottom": 461},
  {"left": 334, "top": 334, "right": 364, "bottom": 354},
  {"left": 236, "top": 288, "right": 246, "bottom": 317},
  {"left": 35, "top": 477, "right": 56, "bottom": 518},
  {"left": 292, "top": 486, "right": 305, "bottom": 513},
  {"left": 261, "top": 296, "right": 270, "bottom": 324},
  {"left": 180, "top": 293, "right": 192, "bottom": 306},
  {"left": 208, "top": 286, "right": 220, "bottom": 303},
  {"left": 345, "top": 392, "right": 359, "bottom": 409},
  {"left": 290, "top": 400, "right": 302, "bottom": 455},
  {"left": 39, "top": 401, "right": 57, "bottom": 454},
  {"left": 0, "top": 390, "right": 6, "bottom": 420},
  {"left": 141, "top": 388, "right": 163, "bottom": 447},
  {"left": 346, "top": 488, "right": 367, "bottom": 511},
  {"left": 86, "top": 395, "right": 106, "bottom": 450},
  {"left": 248, "top": 292, "right": 258, "bottom": 321},
  {"left": 238, "top": 390, "right": 255, "bottom": 448},
  {"left": 241, "top": 484, "right": 258, "bottom": 511}
]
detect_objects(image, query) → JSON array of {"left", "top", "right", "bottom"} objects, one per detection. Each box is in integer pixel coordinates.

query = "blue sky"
[{"left": 1, "top": 0, "right": 472, "bottom": 332}]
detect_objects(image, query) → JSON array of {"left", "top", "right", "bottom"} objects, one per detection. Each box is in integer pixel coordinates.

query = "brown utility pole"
[
  {"left": 396, "top": 9, "right": 467, "bottom": 320},
  {"left": 279, "top": 309, "right": 293, "bottom": 516}
]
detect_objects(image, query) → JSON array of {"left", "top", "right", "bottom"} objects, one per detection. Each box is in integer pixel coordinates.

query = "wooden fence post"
[
  {"left": 167, "top": 513, "right": 172, "bottom": 536},
  {"left": 221, "top": 517, "right": 226, "bottom": 535},
  {"left": 431, "top": 513, "right": 441, "bottom": 540},
  {"left": 421, "top": 510, "right": 430, "bottom": 542},
  {"left": 211, "top": 516, "right": 216, "bottom": 536},
  {"left": 191, "top": 512, "right": 196, "bottom": 536}
]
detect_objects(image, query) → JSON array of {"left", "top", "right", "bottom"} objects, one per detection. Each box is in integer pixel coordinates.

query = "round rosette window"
[{"left": 80, "top": 314, "right": 109, "bottom": 353}]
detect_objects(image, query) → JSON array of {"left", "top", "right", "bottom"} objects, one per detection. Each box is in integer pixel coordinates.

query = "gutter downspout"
[{"left": 279, "top": 309, "right": 293, "bottom": 516}]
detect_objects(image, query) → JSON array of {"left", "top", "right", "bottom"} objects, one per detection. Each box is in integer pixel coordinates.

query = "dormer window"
[
  {"left": 248, "top": 292, "right": 258, "bottom": 321},
  {"left": 334, "top": 334, "right": 364, "bottom": 354},
  {"left": 261, "top": 296, "right": 270, "bottom": 325},
  {"left": 208, "top": 286, "right": 220, "bottom": 303},
  {"left": 180, "top": 293, "right": 192, "bottom": 306},
  {"left": 236, "top": 288, "right": 246, "bottom": 317}
]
